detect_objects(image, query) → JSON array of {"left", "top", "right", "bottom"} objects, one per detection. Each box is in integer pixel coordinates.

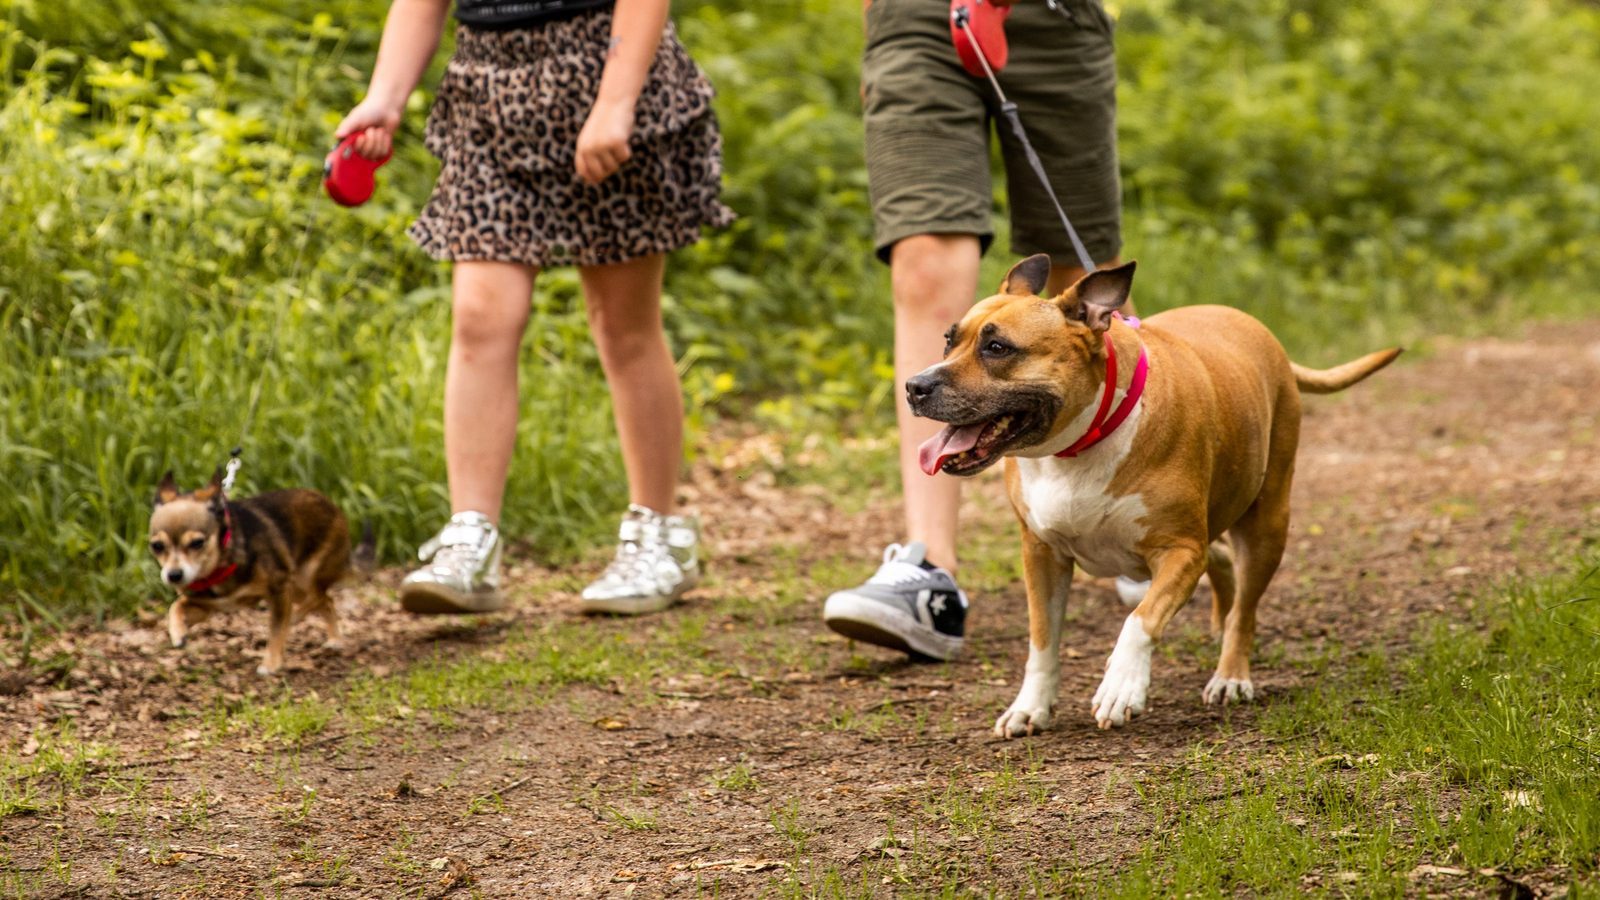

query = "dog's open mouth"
[{"left": 917, "top": 411, "right": 1037, "bottom": 476}]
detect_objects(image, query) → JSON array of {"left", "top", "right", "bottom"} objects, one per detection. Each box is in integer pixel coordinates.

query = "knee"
[
  {"left": 890, "top": 235, "right": 980, "bottom": 319},
  {"left": 585, "top": 298, "right": 661, "bottom": 364},
  {"left": 451, "top": 290, "right": 529, "bottom": 354}
]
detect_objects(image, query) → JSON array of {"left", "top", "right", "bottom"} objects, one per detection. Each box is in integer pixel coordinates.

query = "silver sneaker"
[
  {"left": 579, "top": 505, "right": 701, "bottom": 615},
  {"left": 823, "top": 542, "right": 968, "bottom": 661},
  {"left": 399, "top": 511, "right": 506, "bottom": 614}
]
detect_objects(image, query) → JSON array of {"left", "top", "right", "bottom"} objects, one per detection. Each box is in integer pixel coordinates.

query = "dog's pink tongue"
[{"left": 918, "top": 423, "right": 986, "bottom": 476}]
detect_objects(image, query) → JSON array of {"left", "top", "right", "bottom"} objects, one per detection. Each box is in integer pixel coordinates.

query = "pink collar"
[
  {"left": 183, "top": 508, "right": 238, "bottom": 596},
  {"left": 1055, "top": 314, "right": 1149, "bottom": 458}
]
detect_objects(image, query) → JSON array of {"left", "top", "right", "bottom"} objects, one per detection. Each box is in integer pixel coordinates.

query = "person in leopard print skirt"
[{"left": 337, "top": 0, "right": 733, "bottom": 617}]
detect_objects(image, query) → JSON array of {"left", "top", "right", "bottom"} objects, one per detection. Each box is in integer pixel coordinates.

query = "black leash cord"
[{"left": 954, "top": 8, "right": 1099, "bottom": 274}]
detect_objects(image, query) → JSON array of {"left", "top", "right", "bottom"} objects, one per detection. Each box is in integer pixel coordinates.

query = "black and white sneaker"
[{"left": 823, "top": 542, "right": 967, "bottom": 661}]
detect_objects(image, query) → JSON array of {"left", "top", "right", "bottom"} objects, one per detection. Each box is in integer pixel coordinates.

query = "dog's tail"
[
  {"left": 1291, "top": 348, "right": 1403, "bottom": 395},
  {"left": 352, "top": 520, "right": 377, "bottom": 577}
]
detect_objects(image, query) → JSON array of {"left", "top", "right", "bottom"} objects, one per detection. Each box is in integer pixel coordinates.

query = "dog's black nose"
[
  {"left": 906, "top": 373, "right": 938, "bottom": 403},
  {"left": 166, "top": 570, "right": 184, "bottom": 584}
]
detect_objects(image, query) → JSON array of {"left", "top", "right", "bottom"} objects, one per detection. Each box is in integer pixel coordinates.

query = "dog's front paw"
[
  {"left": 994, "top": 674, "right": 1058, "bottom": 738},
  {"left": 1092, "top": 616, "right": 1154, "bottom": 729},
  {"left": 170, "top": 635, "right": 186, "bottom": 649},
  {"left": 1202, "top": 675, "right": 1254, "bottom": 706},
  {"left": 255, "top": 663, "right": 282, "bottom": 677},
  {"left": 994, "top": 703, "right": 1052, "bottom": 738}
]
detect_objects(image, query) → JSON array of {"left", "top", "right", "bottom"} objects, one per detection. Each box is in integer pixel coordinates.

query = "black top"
[{"left": 456, "top": 0, "right": 614, "bottom": 28}]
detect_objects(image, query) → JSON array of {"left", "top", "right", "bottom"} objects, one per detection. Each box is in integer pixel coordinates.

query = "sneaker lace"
[
  {"left": 866, "top": 543, "right": 930, "bottom": 587},
  {"left": 431, "top": 541, "right": 481, "bottom": 572},
  {"left": 598, "top": 537, "right": 655, "bottom": 583}
]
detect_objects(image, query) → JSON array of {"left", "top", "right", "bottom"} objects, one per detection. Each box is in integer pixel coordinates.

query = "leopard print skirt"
[{"left": 408, "top": 13, "right": 736, "bottom": 268}]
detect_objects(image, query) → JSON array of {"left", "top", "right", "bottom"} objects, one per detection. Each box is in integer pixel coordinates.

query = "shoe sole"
[
  {"left": 399, "top": 581, "right": 506, "bottom": 615},
  {"left": 578, "top": 593, "right": 679, "bottom": 616},
  {"left": 823, "top": 592, "right": 963, "bottom": 662}
]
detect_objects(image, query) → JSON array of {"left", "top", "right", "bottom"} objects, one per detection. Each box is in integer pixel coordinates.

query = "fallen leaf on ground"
[
  {"left": 690, "top": 858, "right": 789, "bottom": 873},
  {"left": 1410, "top": 864, "right": 1469, "bottom": 878},
  {"left": 593, "top": 715, "right": 629, "bottom": 731}
]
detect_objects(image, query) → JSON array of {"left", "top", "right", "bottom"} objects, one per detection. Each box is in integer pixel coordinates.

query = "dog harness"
[
  {"left": 1055, "top": 314, "right": 1148, "bottom": 458},
  {"left": 183, "top": 508, "right": 239, "bottom": 597}
]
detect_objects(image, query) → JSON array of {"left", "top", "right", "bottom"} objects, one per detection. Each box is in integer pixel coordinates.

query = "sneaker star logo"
[{"left": 929, "top": 593, "right": 948, "bottom": 616}]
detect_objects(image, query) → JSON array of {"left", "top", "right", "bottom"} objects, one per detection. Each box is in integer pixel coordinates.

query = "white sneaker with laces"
[
  {"left": 580, "top": 505, "right": 701, "bottom": 615},
  {"left": 399, "top": 511, "right": 505, "bottom": 614}
]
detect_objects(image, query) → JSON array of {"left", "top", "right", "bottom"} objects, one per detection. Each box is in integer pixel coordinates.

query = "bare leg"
[
  {"left": 580, "top": 254, "right": 680, "bottom": 515},
  {"left": 892, "top": 234, "right": 982, "bottom": 573},
  {"left": 445, "top": 261, "right": 538, "bottom": 523}
]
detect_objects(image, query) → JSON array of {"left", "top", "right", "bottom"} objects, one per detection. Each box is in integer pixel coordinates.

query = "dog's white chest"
[{"left": 1016, "top": 426, "right": 1150, "bottom": 580}]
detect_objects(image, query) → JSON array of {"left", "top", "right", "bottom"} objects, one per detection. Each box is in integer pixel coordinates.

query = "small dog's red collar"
[
  {"left": 1056, "top": 314, "right": 1149, "bottom": 459},
  {"left": 183, "top": 508, "right": 237, "bottom": 595}
]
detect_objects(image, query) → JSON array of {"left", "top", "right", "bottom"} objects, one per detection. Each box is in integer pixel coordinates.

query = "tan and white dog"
[{"left": 906, "top": 255, "right": 1399, "bottom": 734}]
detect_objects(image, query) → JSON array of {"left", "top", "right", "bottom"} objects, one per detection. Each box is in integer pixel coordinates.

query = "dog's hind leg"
[
  {"left": 315, "top": 593, "right": 343, "bottom": 651},
  {"left": 1206, "top": 406, "right": 1298, "bottom": 706},
  {"left": 1206, "top": 541, "right": 1236, "bottom": 636}
]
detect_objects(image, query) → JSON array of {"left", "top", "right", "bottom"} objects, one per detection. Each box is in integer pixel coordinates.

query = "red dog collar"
[
  {"left": 1056, "top": 314, "right": 1149, "bottom": 459},
  {"left": 184, "top": 509, "right": 238, "bottom": 595}
]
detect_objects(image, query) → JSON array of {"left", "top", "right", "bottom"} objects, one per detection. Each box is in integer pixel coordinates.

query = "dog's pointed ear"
[
  {"left": 1059, "top": 261, "right": 1136, "bottom": 333},
  {"left": 193, "top": 466, "right": 224, "bottom": 504},
  {"left": 154, "top": 471, "right": 179, "bottom": 506},
  {"left": 999, "top": 254, "right": 1052, "bottom": 297}
]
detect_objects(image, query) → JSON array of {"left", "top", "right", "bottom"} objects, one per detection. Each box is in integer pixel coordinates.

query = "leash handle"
[{"left": 221, "top": 447, "right": 243, "bottom": 494}]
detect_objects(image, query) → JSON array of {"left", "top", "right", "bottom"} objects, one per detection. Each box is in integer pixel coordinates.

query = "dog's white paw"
[
  {"left": 1092, "top": 615, "right": 1154, "bottom": 729},
  {"left": 255, "top": 664, "right": 281, "bottom": 677},
  {"left": 994, "top": 673, "right": 1059, "bottom": 738},
  {"left": 322, "top": 637, "right": 346, "bottom": 652},
  {"left": 994, "top": 704, "right": 1052, "bottom": 738},
  {"left": 170, "top": 635, "right": 186, "bottom": 649},
  {"left": 1202, "top": 675, "right": 1254, "bottom": 706}
]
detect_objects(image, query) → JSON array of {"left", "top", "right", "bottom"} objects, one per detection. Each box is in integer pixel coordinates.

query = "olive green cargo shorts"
[{"left": 863, "top": 0, "right": 1121, "bottom": 265}]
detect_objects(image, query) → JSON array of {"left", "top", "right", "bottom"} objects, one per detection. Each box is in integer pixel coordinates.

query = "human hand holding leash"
[{"left": 334, "top": 97, "right": 402, "bottom": 160}]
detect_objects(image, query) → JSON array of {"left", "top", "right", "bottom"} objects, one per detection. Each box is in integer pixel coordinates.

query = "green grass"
[{"left": 1103, "top": 557, "right": 1600, "bottom": 896}]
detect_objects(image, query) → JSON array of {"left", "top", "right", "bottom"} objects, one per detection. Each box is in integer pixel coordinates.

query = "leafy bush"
[{"left": 3, "top": 0, "right": 1598, "bottom": 624}]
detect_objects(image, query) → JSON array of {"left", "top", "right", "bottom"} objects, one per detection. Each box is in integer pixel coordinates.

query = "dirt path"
[{"left": 5, "top": 321, "right": 1600, "bottom": 897}]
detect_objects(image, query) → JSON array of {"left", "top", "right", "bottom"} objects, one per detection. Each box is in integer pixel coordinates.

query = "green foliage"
[
  {"left": 3, "top": 0, "right": 1600, "bottom": 624},
  {"left": 1115, "top": 0, "right": 1600, "bottom": 354},
  {"left": 1109, "top": 558, "right": 1600, "bottom": 895}
]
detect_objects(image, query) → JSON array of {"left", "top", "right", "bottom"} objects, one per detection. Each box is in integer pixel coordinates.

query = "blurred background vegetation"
[{"left": 2, "top": 0, "right": 1598, "bottom": 626}]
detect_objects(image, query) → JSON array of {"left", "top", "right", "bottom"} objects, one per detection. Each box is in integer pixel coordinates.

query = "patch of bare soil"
[{"left": 4, "top": 322, "right": 1600, "bottom": 897}]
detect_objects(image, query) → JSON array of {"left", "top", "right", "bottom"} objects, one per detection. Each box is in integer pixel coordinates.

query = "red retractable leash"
[
  {"left": 950, "top": 0, "right": 1098, "bottom": 275},
  {"left": 216, "top": 130, "right": 394, "bottom": 502},
  {"left": 324, "top": 131, "right": 393, "bottom": 207}
]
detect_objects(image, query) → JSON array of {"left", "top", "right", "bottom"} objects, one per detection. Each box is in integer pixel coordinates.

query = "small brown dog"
[{"left": 149, "top": 469, "right": 358, "bottom": 675}]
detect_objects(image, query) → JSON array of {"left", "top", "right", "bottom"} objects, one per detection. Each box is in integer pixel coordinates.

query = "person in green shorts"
[{"left": 823, "top": 0, "right": 1123, "bottom": 660}]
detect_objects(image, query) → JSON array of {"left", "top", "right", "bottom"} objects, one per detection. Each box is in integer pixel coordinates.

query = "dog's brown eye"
[
  {"left": 187, "top": 538, "right": 207, "bottom": 551},
  {"left": 149, "top": 541, "right": 165, "bottom": 555},
  {"left": 983, "top": 339, "right": 1014, "bottom": 357}
]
